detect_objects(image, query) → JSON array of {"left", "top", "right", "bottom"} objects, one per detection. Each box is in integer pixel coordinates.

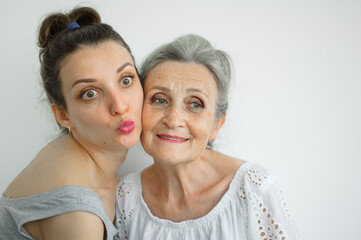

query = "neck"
[
  {"left": 147, "top": 149, "right": 217, "bottom": 200},
  {"left": 141, "top": 149, "right": 243, "bottom": 222},
  {"left": 69, "top": 134, "right": 127, "bottom": 185}
]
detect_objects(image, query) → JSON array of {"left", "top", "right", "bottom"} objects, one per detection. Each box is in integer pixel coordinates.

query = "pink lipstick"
[
  {"left": 118, "top": 119, "right": 135, "bottom": 134},
  {"left": 157, "top": 134, "right": 189, "bottom": 143}
]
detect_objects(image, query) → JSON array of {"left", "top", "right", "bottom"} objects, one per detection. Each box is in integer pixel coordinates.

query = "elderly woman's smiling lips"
[{"left": 156, "top": 134, "right": 189, "bottom": 143}]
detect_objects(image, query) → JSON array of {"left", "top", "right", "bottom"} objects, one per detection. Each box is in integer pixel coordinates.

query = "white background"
[{"left": 1, "top": 0, "right": 360, "bottom": 239}]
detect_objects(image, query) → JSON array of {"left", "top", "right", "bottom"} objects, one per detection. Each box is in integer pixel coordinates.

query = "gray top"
[{"left": 0, "top": 185, "right": 117, "bottom": 240}]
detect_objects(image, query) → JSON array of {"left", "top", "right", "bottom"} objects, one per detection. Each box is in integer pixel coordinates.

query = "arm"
[
  {"left": 27, "top": 211, "right": 105, "bottom": 240},
  {"left": 243, "top": 167, "right": 299, "bottom": 240}
]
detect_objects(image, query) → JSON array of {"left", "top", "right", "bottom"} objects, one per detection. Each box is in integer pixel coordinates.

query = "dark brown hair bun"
[{"left": 38, "top": 7, "right": 101, "bottom": 49}]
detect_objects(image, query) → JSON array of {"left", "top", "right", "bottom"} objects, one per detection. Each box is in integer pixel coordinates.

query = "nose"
[
  {"left": 109, "top": 91, "right": 127, "bottom": 116},
  {"left": 161, "top": 104, "right": 186, "bottom": 129}
]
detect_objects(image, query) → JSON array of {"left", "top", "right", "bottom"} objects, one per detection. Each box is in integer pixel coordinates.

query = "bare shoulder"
[
  {"left": 4, "top": 135, "right": 88, "bottom": 198},
  {"left": 25, "top": 211, "right": 104, "bottom": 240}
]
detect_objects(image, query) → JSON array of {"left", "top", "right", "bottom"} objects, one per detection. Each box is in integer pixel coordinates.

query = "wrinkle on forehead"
[{"left": 145, "top": 62, "right": 217, "bottom": 99}]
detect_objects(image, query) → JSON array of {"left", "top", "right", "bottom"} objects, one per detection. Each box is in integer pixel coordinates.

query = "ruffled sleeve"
[
  {"left": 242, "top": 164, "right": 299, "bottom": 240},
  {"left": 114, "top": 173, "right": 139, "bottom": 240}
]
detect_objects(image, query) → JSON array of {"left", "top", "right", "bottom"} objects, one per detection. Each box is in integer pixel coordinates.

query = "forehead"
[
  {"left": 144, "top": 61, "right": 217, "bottom": 93},
  {"left": 60, "top": 40, "right": 133, "bottom": 81}
]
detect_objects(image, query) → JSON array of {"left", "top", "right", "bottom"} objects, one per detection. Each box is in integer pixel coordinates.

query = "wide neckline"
[
  {"left": 1, "top": 185, "right": 118, "bottom": 239},
  {"left": 2, "top": 185, "right": 97, "bottom": 201},
  {"left": 138, "top": 161, "right": 251, "bottom": 229}
]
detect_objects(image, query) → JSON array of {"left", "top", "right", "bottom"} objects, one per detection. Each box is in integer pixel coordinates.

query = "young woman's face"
[
  {"left": 141, "top": 61, "right": 224, "bottom": 165},
  {"left": 58, "top": 40, "right": 143, "bottom": 150}
]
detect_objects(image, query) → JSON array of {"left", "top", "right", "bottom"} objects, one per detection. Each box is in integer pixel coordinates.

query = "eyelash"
[
  {"left": 151, "top": 95, "right": 168, "bottom": 105},
  {"left": 189, "top": 100, "right": 203, "bottom": 110},
  {"left": 120, "top": 75, "right": 134, "bottom": 86},
  {"left": 78, "top": 74, "right": 136, "bottom": 100},
  {"left": 188, "top": 98, "right": 204, "bottom": 111},
  {"left": 150, "top": 94, "right": 204, "bottom": 112},
  {"left": 80, "top": 88, "right": 98, "bottom": 100}
]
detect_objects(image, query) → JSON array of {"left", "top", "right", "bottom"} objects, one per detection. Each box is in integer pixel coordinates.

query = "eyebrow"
[
  {"left": 71, "top": 78, "right": 96, "bottom": 89},
  {"left": 71, "top": 62, "right": 134, "bottom": 88},
  {"left": 117, "top": 62, "right": 134, "bottom": 73}
]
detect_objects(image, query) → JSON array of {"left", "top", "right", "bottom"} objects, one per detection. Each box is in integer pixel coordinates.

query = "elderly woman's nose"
[
  {"left": 109, "top": 91, "right": 128, "bottom": 115},
  {"left": 161, "top": 105, "right": 186, "bottom": 129}
]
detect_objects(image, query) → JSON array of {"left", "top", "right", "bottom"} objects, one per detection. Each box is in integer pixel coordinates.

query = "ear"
[
  {"left": 209, "top": 114, "right": 226, "bottom": 141},
  {"left": 51, "top": 103, "right": 70, "bottom": 129}
]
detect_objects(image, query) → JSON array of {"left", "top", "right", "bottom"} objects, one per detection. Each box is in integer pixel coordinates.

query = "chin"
[
  {"left": 119, "top": 134, "right": 140, "bottom": 149},
  {"left": 151, "top": 153, "right": 192, "bottom": 166}
]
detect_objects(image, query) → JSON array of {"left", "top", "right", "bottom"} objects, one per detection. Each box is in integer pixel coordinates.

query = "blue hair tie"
[{"left": 67, "top": 22, "right": 80, "bottom": 31}]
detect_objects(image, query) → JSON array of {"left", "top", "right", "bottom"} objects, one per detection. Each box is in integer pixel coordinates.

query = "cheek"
[
  {"left": 76, "top": 112, "right": 101, "bottom": 129},
  {"left": 189, "top": 113, "right": 216, "bottom": 138},
  {"left": 141, "top": 105, "right": 158, "bottom": 130},
  {"left": 133, "top": 87, "right": 144, "bottom": 111},
  {"left": 131, "top": 94, "right": 144, "bottom": 119},
  {"left": 194, "top": 126, "right": 211, "bottom": 140},
  {"left": 140, "top": 107, "right": 155, "bottom": 148},
  {"left": 67, "top": 104, "right": 101, "bottom": 127}
]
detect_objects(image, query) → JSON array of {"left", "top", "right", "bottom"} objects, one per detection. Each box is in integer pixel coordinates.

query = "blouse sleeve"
[
  {"left": 243, "top": 165, "right": 300, "bottom": 240},
  {"left": 114, "top": 174, "right": 139, "bottom": 240}
]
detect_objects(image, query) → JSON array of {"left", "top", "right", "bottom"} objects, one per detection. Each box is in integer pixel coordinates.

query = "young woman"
[{"left": 0, "top": 7, "right": 143, "bottom": 240}]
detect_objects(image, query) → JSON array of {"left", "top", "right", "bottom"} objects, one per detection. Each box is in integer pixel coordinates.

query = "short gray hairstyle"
[
  {"left": 140, "top": 34, "right": 232, "bottom": 119},
  {"left": 140, "top": 34, "right": 232, "bottom": 148}
]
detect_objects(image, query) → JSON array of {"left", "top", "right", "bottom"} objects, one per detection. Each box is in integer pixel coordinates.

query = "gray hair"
[{"left": 140, "top": 34, "right": 232, "bottom": 148}]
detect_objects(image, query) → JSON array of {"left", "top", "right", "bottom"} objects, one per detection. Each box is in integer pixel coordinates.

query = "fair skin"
[
  {"left": 4, "top": 40, "right": 143, "bottom": 239},
  {"left": 140, "top": 61, "right": 243, "bottom": 222}
]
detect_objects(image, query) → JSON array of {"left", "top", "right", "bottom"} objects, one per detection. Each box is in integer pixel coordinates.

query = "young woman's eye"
[
  {"left": 81, "top": 89, "right": 98, "bottom": 100},
  {"left": 120, "top": 76, "right": 133, "bottom": 86}
]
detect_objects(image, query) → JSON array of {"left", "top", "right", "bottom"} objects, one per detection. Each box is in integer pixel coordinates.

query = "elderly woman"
[
  {"left": 115, "top": 34, "right": 298, "bottom": 240},
  {"left": 0, "top": 7, "right": 143, "bottom": 240}
]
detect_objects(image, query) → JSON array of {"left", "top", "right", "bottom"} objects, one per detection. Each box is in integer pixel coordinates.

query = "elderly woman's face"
[{"left": 141, "top": 61, "right": 224, "bottom": 164}]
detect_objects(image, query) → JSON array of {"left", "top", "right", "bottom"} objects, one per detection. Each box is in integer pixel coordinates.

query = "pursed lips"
[
  {"left": 156, "top": 134, "right": 189, "bottom": 143},
  {"left": 117, "top": 119, "right": 135, "bottom": 134}
]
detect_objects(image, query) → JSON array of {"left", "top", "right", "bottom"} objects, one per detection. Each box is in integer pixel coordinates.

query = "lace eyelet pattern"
[
  {"left": 255, "top": 200, "right": 287, "bottom": 240},
  {"left": 239, "top": 167, "right": 291, "bottom": 240},
  {"left": 114, "top": 165, "right": 298, "bottom": 240},
  {"left": 280, "top": 189, "right": 292, "bottom": 221},
  {"left": 115, "top": 180, "right": 137, "bottom": 240},
  {"left": 248, "top": 168, "right": 268, "bottom": 186}
]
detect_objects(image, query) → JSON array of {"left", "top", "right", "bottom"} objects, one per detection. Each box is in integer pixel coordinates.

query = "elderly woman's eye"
[
  {"left": 188, "top": 98, "right": 203, "bottom": 111},
  {"left": 120, "top": 76, "right": 133, "bottom": 86},
  {"left": 154, "top": 98, "right": 167, "bottom": 104},
  {"left": 81, "top": 89, "right": 98, "bottom": 99},
  {"left": 190, "top": 102, "right": 202, "bottom": 109},
  {"left": 151, "top": 94, "right": 168, "bottom": 105}
]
